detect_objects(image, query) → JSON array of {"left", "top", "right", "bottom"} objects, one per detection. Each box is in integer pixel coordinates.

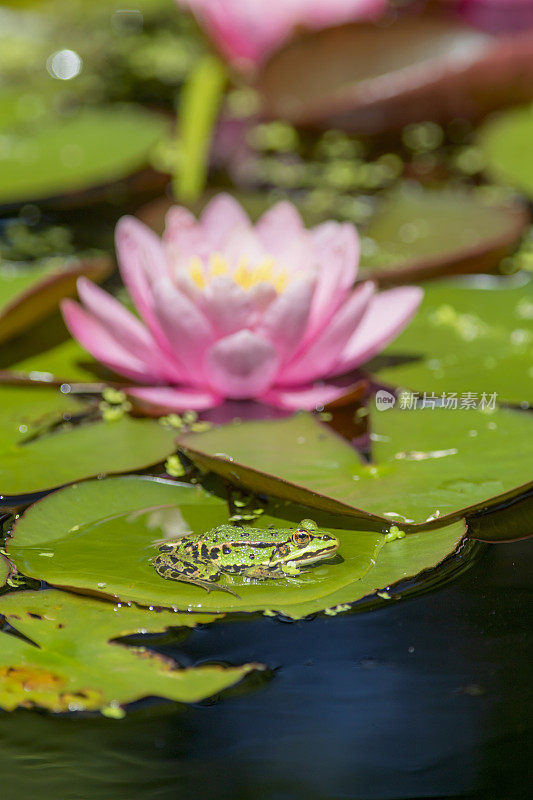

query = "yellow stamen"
[
  {"left": 187, "top": 252, "right": 291, "bottom": 294},
  {"left": 189, "top": 256, "right": 206, "bottom": 289}
]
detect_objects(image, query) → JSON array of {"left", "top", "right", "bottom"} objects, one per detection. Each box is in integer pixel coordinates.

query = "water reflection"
[{"left": 0, "top": 540, "right": 529, "bottom": 800}]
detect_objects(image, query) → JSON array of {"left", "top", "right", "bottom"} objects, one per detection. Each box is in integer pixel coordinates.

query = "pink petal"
[
  {"left": 200, "top": 193, "right": 252, "bottom": 249},
  {"left": 128, "top": 385, "right": 222, "bottom": 414},
  {"left": 262, "top": 382, "right": 351, "bottom": 411},
  {"left": 249, "top": 281, "right": 278, "bottom": 312},
  {"left": 61, "top": 299, "right": 161, "bottom": 384},
  {"left": 116, "top": 215, "right": 167, "bottom": 286},
  {"left": 163, "top": 205, "right": 197, "bottom": 246},
  {"left": 257, "top": 201, "right": 304, "bottom": 240},
  {"left": 222, "top": 225, "right": 267, "bottom": 269},
  {"left": 151, "top": 278, "right": 215, "bottom": 385},
  {"left": 277, "top": 281, "right": 375, "bottom": 385},
  {"left": 180, "top": 1, "right": 293, "bottom": 66},
  {"left": 204, "top": 330, "right": 279, "bottom": 399},
  {"left": 330, "top": 286, "right": 424, "bottom": 376},
  {"left": 257, "top": 278, "right": 314, "bottom": 363},
  {"left": 304, "top": 221, "right": 359, "bottom": 343},
  {"left": 256, "top": 201, "right": 308, "bottom": 269},
  {"left": 203, "top": 276, "right": 255, "bottom": 336},
  {"left": 115, "top": 216, "right": 177, "bottom": 360},
  {"left": 76, "top": 278, "right": 184, "bottom": 383}
]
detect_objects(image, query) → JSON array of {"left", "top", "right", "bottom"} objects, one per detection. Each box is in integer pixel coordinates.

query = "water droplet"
[{"left": 214, "top": 453, "right": 233, "bottom": 462}]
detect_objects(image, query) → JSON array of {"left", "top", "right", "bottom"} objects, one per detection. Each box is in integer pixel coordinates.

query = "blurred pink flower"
[
  {"left": 61, "top": 195, "right": 422, "bottom": 412},
  {"left": 178, "top": 0, "right": 387, "bottom": 68}
]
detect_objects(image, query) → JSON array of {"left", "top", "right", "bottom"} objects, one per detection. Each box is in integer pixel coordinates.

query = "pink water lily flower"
[
  {"left": 178, "top": 0, "right": 387, "bottom": 68},
  {"left": 61, "top": 195, "right": 422, "bottom": 413}
]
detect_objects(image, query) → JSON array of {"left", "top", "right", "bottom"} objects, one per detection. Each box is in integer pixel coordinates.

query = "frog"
[{"left": 152, "top": 519, "right": 340, "bottom": 596}]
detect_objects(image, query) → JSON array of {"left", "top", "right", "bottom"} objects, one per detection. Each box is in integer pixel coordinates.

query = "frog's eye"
[{"left": 292, "top": 530, "right": 310, "bottom": 546}]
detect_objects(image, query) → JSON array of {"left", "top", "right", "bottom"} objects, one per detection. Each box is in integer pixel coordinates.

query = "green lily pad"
[
  {"left": 178, "top": 408, "right": 533, "bottom": 529},
  {"left": 0, "top": 555, "right": 11, "bottom": 588},
  {"left": 0, "top": 315, "right": 110, "bottom": 385},
  {"left": 0, "top": 103, "right": 168, "bottom": 207},
  {"left": 0, "top": 256, "right": 111, "bottom": 344},
  {"left": 359, "top": 186, "right": 528, "bottom": 285},
  {"left": 372, "top": 277, "right": 533, "bottom": 406},
  {"left": 0, "top": 589, "right": 260, "bottom": 714},
  {"left": 7, "top": 475, "right": 466, "bottom": 618},
  {"left": 0, "top": 386, "right": 177, "bottom": 496},
  {"left": 478, "top": 104, "right": 533, "bottom": 199}
]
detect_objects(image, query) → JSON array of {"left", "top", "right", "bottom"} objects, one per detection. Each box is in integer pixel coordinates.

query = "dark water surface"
[{"left": 0, "top": 539, "right": 530, "bottom": 800}]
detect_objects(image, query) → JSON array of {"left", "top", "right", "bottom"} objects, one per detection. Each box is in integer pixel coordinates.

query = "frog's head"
[{"left": 272, "top": 519, "right": 339, "bottom": 567}]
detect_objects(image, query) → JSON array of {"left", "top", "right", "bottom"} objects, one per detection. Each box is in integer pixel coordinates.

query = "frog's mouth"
[{"left": 294, "top": 542, "right": 339, "bottom": 565}]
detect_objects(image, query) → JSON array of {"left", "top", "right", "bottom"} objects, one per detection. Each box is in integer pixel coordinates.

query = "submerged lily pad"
[
  {"left": 7, "top": 475, "right": 466, "bottom": 618},
  {"left": 0, "top": 256, "right": 111, "bottom": 344},
  {"left": 0, "top": 387, "right": 177, "bottom": 496},
  {"left": 359, "top": 186, "right": 528, "bottom": 285},
  {"left": 178, "top": 408, "right": 533, "bottom": 529},
  {"left": 0, "top": 589, "right": 259, "bottom": 714},
  {"left": 478, "top": 104, "right": 533, "bottom": 199},
  {"left": 0, "top": 103, "right": 168, "bottom": 207},
  {"left": 372, "top": 277, "right": 533, "bottom": 406}
]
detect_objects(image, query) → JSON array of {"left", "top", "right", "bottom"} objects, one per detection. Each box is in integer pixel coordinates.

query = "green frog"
[{"left": 153, "top": 519, "right": 339, "bottom": 596}]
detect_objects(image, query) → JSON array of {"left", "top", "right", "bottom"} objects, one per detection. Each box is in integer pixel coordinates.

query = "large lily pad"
[
  {"left": 359, "top": 186, "right": 528, "bottom": 285},
  {"left": 0, "top": 387, "right": 177, "bottom": 496},
  {"left": 0, "top": 589, "right": 259, "bottom": 714},
  {"left": 372, "top": 277, "right": 533, "bottom": 406},
  {"left": 178, "top": 408, "right": 533, "bottom": 529},
  {"left": 259, "top": 16, "right": 533, "bottom": 133},
  {"left": 7, "top": 475, "right": 466, "bottom": 618},
  {"left": 0, "top": 103, "right": 168, "bottom": 207},
  {"left": 0, "top": 315, "right": 111, "bottom": 385},
  {"left": 0, "top": 256, "right": 111, "bottom": 343},
  {"left": 478, "top": 104, "right": 533, "bottom": 199}
]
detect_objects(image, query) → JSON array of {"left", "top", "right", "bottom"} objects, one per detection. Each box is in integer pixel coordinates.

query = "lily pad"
[
  {"left": 7, "top": 475, "right": 466, "bottom": 618},
  {"left": 0, "top": 103, "right": 169, "bottom": 207},
  {"left": 467, "top": 492, "right": 533, "bottom": 543},
  {"left": 478, "top": 104, "right": 533, "bottom": 199},
  {"left": 0, "top": 589, "right": 259, "bottom": 714},
  {"left": 359, "top": 186, "right": 528, "bottom": 285},
  {"left": 0, "top": 386, "right": 177, "bottom": 496},
  {"left": 0, "top": 555, "right": 11, "bottom": 588},
  {"left": 0, "top": 315, "right": 112, "bottom": 385},
  {"left": 0, "top": 256, "right": 111, "bottom": 343},
  {"left": 259, "top": 15, "right": 533, "bottom": 133},
  {"left": 372, "top": 277, "right": 533, "bottom": 406},
  {"left": 178, "top": 408, "right": 533, "bottom": 529}
]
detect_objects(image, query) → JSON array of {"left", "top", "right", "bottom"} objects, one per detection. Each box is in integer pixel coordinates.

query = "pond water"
[{"left": 0, "top": 538, "right": 529, "bottom": 800}]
